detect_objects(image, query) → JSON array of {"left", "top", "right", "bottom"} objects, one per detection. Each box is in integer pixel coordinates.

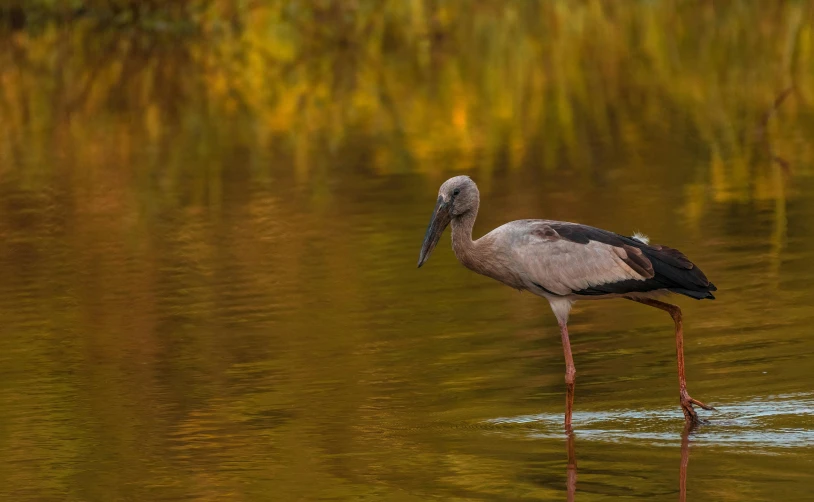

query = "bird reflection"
[
  {"left": 566, "top": 432, "right": 577, "bottom": 502},
  {"left": 564, "top": 425, "right": 693, "bottom": 501},
  {"left": 679, "top": 425, "right": 691, "bottom": 502}
]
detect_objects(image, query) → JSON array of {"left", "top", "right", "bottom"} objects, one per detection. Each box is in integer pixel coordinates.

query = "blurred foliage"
[
  {"left": 1, "top": 0, "right": 216, "bottom": 31},
  {"left": 0, "top": 0, "right": 812, "bottom": 202}
]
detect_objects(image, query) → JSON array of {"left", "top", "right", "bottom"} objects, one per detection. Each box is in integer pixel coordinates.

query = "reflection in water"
[
  {"left": 567, "top": 432, "right": 577, "bottom": 502},
  {"left": 563, "top": 424, "right": 691, "bottom": 501},
  {"left": 494, "top": 394, "right": 814, "bottom": 498},
  {"left": 680, "top": 427, "right": 690, "bottom": 502},
  {"left": 536, "top": 394, "right": 810, "bottom": 500}
]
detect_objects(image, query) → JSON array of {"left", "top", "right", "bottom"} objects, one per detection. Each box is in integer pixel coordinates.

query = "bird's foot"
[{"left": 680, "top": 389, "right": 715, "bottom": 427}]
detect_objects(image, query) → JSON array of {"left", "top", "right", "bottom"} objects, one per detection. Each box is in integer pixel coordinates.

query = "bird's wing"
[{"left": 513, "top": 221, "right": 655, "bottom": 296}]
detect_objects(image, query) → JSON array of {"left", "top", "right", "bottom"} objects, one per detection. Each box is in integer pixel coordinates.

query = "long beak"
[{"left": 417, "top": 196, "right": 452, "bottom": 268}]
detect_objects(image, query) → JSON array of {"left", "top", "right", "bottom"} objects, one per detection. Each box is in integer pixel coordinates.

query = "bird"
[{"left": 417, "top": 176, "right": 717, "bottom": 429}]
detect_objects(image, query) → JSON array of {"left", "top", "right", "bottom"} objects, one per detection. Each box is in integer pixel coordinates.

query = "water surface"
[{"left": 1, "top": 8, "right": 814, "bottom": 501}]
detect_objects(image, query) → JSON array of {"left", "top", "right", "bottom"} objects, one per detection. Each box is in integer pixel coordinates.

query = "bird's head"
[{"left": 417, "top": 176, "right": 479, "bottom": 268}]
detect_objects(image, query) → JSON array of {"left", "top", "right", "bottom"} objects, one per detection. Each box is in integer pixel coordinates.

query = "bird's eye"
[{"left": 452, "top": 188, "right": 461, "bottom": 196}]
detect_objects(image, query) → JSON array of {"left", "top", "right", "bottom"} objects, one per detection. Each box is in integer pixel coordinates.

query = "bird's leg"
[
  {"left": 627, "top": 298, "right": 714, "bottom": 426},
  {"left": 559, "top": 321, "right": 576, "bottom": 431}
]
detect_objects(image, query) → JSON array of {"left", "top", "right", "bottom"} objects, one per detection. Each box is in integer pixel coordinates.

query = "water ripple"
[{"left": 486, "top": 393, "right": 814, "bottom": 449}]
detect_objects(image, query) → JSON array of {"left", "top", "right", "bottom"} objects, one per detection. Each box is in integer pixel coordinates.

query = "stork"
[{"left": 417, "top": 176, "right": 716, "bottom": 428}]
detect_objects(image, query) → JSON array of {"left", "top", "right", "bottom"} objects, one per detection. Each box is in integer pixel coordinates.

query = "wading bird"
[{"left": 417, "top": 176, "right": 716, "bottom": 429}]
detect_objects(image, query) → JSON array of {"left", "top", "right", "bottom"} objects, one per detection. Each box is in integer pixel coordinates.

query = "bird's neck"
[{"left": 451, "top": 208, "right": 481, "bottom": 270}]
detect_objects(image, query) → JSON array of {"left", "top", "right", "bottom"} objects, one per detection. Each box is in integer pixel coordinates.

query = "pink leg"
[
  {"left": 627, "top": 298, "right": 715, "bottom": 426},
  {"left": 559, "top": 321, "right": 576, "bottom": 430}
]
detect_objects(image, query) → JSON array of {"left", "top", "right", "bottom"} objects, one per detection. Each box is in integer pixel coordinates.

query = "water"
[{"left": 1, "top": 11, "right": 814, "bottom": 501}]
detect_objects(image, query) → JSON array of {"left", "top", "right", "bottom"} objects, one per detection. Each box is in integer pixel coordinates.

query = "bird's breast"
[{"left": 464, "top": 249, "right": 526, "bottom": 290}]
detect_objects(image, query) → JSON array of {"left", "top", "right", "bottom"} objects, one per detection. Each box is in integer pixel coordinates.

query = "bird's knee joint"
[
  {"left": 668, "top": 307, "right": 682, "bottom": 323},
  {"left": 565, "top": 366, "right": 576, "bottom": 384}
]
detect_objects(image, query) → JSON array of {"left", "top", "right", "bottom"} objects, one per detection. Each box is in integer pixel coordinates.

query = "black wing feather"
[{"left": 548, "top": 223, "right": 716, "bottom": 300}]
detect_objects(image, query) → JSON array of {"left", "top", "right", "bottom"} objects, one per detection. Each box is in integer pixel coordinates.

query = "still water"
[{"left": 2, "top": 13, "right": 814, "bottom": 501}]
